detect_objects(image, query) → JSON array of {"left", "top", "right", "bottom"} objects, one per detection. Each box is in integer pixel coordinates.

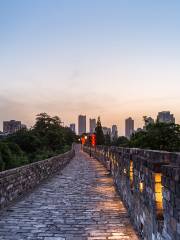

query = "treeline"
[
  {"left": 95, "top": 117, "right": 180, "bottom": 152},
  {"left": 0, "top": 113, "right": 76, "bottom": 171},
  {"left": 129, "top": 122, "right": 180, "bottom": 152}
]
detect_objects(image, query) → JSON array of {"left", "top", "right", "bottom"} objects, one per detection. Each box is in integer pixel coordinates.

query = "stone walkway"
[{"left": 0, "top": 147, "right": 139, "bottom": 240}]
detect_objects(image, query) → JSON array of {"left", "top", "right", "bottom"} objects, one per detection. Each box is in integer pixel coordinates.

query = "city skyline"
[
  {"left": 0, "top": 110, "right": 176, "bottom": 136},
  {"left": 0, "top": 1, "right": 180, "bottom": 135}
]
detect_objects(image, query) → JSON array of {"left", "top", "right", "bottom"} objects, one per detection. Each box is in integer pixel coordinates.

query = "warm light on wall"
[
  {"left": 129, "top": 160, "right": 133, "bottom": 184},
  {"left": 154, "top": 173, "right": 163, "bottom": 217},
  {"left": 139, "top": 181, "right": 144, "bottom": 192}
]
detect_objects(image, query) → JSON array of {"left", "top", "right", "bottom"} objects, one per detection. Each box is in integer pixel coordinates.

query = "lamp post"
[
  {"left": 78, "top": 138, "right": 81, "bottom": 150},
  {"left": 85, "top": 136, "right": 88, "bottom": 152},
  {"left": 89, "top": 135, "right": 92, "bottom": 157}
]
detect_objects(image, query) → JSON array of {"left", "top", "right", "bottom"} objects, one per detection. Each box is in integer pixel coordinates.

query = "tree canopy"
[
  {"left": 112, "top": 136, "right": 129, "bottom": 147},
  {"left": 0, "top": 113, "right": 76, "bottom": 171},
  {"left": 129, "top": 122, "right": 180, "bottom": 152},
  {"left": 97, "top": 117, "right": 180, "bottom": 152}
]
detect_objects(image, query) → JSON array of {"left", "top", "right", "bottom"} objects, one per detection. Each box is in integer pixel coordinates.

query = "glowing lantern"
[
  {"left": 81, "top": 137, "right": 85, "bottom": 145},
  {"left": 91, "top": 134, "right": 96, "bottom": 147}
]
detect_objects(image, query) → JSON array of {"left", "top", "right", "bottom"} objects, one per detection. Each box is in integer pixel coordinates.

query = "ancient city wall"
[
  {"left": 0, "top": 149, "right": 75, "bottom": 210},
  {"left": 84, "top": 146, "right": 180, "bottom": 240}
]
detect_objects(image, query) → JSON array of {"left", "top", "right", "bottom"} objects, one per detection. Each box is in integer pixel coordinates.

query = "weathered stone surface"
[
  {"left": 84, "top": 146, "right": 180, "bottom": 240},
  {"left": 162, "top": 164, "right": 180, "bottom": 240},
  {"left": 0, "top": 146, "right": 139, "bottom": 240},
  {"left": 0, "top": 149, "right": 75, "bottom": 210}
]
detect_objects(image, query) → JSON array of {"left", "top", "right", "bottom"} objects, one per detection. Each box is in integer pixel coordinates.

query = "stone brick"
[
  {"left": 0, "top": 149, "right": 75, "bottom": 210},
  {"left": 0, "top": 145, "right": 139, "bottom": 239},
  {"left": 84, "top": 145, "right": 180, "bottom": 240}
]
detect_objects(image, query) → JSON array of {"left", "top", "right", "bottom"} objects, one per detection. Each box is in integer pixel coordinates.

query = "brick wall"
[
  {"left": 84, "top": 146, "right": 180, "bottom": 240},
  {"left": 0, "top": 149, "right": 75, "bottom": 210}
]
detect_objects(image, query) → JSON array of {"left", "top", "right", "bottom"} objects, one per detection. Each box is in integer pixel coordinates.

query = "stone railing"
[
  {"left": 0, "top": 148, "right": 75, "bottom": 210},
  {"left": 84, "top": 145, "right": 180, "bottom": 240}
]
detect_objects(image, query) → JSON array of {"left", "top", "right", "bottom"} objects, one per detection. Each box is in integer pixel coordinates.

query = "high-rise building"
[
  {"left": 78, "top": 115, "right": 86, "bottom": 136},
  {"left": 112, "top": 125, "right": 118, "bottom": 140},
  {"left": 125, "top": 117, "right": 134, "bottom": 139},
  {"left": 157, "top": 111, "right": 175, "bottom": 123},
  {"left": 70, "top": 123, "right": 76, "bottom": 133},
  {"left": 89, "top": 118, "right": 96, "bottom": 133},
  {"left": 3, "top": 120, "right": 22, "bottom": 134}
]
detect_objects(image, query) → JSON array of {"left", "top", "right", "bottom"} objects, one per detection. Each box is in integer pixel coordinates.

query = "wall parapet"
[
  {"left": 0, "top": 148, "right": 75, "bottom": 210},
  {"left": 84, "top": 145, "right": 180, "bottom": 240}
]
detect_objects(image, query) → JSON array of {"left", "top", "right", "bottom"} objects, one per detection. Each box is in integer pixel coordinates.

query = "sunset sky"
[{"left": 0, "top": 0, "right": 180, "bottom": 135}]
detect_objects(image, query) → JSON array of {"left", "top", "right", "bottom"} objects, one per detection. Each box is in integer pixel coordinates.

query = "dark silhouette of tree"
[
  {"left": 95, "top": 117, "right": 105, "bottom": 145},
  {"left": 130, "top": 122, "right": 180, "bottom": 152},
  {"left": 112, "top": 136, "right": 129, "bottom": 147},
  {"left": 105, "top": 133, "right": 111, "bottom": 146}
]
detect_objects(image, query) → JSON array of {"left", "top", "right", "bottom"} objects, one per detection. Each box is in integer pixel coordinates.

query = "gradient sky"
[{"left": 0, "top": 0, "right": 180, "bottom": 135}]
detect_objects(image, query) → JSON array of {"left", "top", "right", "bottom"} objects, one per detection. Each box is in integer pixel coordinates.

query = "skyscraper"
[
  {"left": 78, "top": 115, "right": 86, "bottom": 136},
  {"left": 70, "top": 123, "right": 76, "bottom": 133},
  {"left": 125, "top": 117, "right": 134, "bottom": 139},
  {"left": 157, "top": 111, "right": 175, "bottom": 123},
  {"left": 112, "top": 125, "right": 118, "bottom": 140},
  {"left": 89, "top": 118, "right": 96, "bottom": 133},
  {"left": 3, "top": 120, "right": 22, "bottom": 134}
]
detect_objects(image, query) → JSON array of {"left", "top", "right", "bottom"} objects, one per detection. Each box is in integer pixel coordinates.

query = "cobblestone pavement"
[{"left": 0, "top": 147, "right": 139, "bottom": 240}]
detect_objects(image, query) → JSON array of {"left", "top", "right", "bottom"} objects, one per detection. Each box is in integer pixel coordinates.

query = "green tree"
[
  {"left": 129, "top": 122, "right": 180, "bottom": 152},
  {"left": 1, "top": 113, "right": 76, "bottom": 171},
  {"left": 0, "top": 152, "right": 5, "bottom": 171},
  {"left": 8, "top": 129, "right": 41, "bottom": 155},
  {"left": 112, "top": 136, "right": 129, "bottom": 147},
  {"left": 95, "top": 117, "right": 105, "bottom": 145},
  {"left": 0, "top": 142, "right": 28, "bottom": 170}
]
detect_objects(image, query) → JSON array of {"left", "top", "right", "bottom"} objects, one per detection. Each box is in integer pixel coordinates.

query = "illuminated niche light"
[
  {"left": 139, "top": 181, "right": 144, "bottom": 192},
  {"left": 124, "top": 168, "right": 127, "bottom": 174},
  {"left": 129, "top": 160, "right": 134, "bottom": 184},
  {"left": 154, "top": 173, "right": 163, "bottom": 216}
]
